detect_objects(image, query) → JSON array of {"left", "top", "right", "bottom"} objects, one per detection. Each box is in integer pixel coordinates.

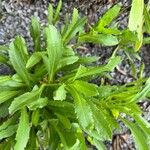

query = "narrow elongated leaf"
[
  {"left": 87, "top": 99, "right": 112, "bottom": 140},
  {"left": 122, "top": 119, "right": 149, "bottom": 150},
  {"left": 9, "top": 86, "right": 43, "bottom": 114},
  {"left": 50, "top": 120, "right": 79, "bottom": 149},
  {"left": 73, "top": 80, "right": 99, "bottom": 96},
  {"left": 12, "top": 74, "right": 23, "bottom": 82},
  {"left": 31, "top": 110, "right": 40, "bottom": 127},
  {"left": 48, "top": 3, "right": 53, "bottom": 25},
  {"left": 26, "top": 52, "right": 42, "bottom": 69},
  {"left": 129, "top": 0, "right": 144, "bottom": 31},
  {"left": 0, "top": 45, "right": 9, "bottom": 51},
  {"left": 53, "top": 0, "right": 62, "bottom": 24},
  {"left": 25, "top": 127, "right": 37, "bottom": 150},
  {"left": 0, "top": 76, "right": 11, "bottom": 83},
  {"left": 62, "top": 8, "right": 78, "bottom": 42},
  {"left": 98, "top": 28, "right": 121, "bottom": 35},
  {"left": 61, "top": 13, "right": 70, "bottom": 36},
  {"left": 55, "top": 113, "right": 71, "bottom": 129},
  {"left": 0, "top": 53, "right": 8, "bottom": 64},
  {"left": 96, "top": 4, "right": 121, "bottom": 30},
  {"left": 0, "top": 90, "right": 20, "bottom": 104},
  {"left": 68, "top": 85, "right": 93, "bottom": 129},
  {"left": 0, "top": 77, "right": 25, "bottom": 88},
  {"left": 0, "top": 125, "right": 18, "bottom": 140},
  {"left": 143, "top": 37, "right": 150, "bottom": 44},
  {"left": 14, "top": 108, "right": 30, "bottom": 150},
  {"left": 67, "top": 16, "right": 87, "bottom": 43},
  {"left": 128, "top": 0, "right": 144, "bottom": 50},
  {"left": 48, "top": 101, "right": 75, "bottom": 118},
  {"left": 27, "top": 97, "right": 48, "bottom": 110},
  {"left": 53, "top": 84, "right": 67, "bottom": 101},
  {"left": 93, "top": 139, "right": 106, "bottom": 150},
  {"left": 78, "top": 56, "right": 99, "bottom": 64},
  {"left": 0, "top": 116, "right": 17, "bottom": 131},
  {"left": 9, "top": 37, "right": 30, "bottom": 86},
  {"left": 131, "top": 78, "right": 150, "bottom": 102},
  {"left": 56, "top": 56, "right": 79, "bottom": 71},
  {"left": 74, "top": 56, "right": 121, "bottom": 80},
  {"left": 30, "top": 17, "right": 41, "bottom": 51},
  {"left": 133, "top": 114, "right": 150, "bottom": 136},
  {"left": 144, "top": 5, "right": 150, "bottom": 33},
  {"left": 45, "top": 25, "right": 62, "bottom": 82},
  {"left": 62, "top": 8, "right": 87, "bottom": 44},
  {"left": 79, "top": 34, "right": 118, "bottom": 46},
  {"left": 63, "top": 46, "right": 75, "bottom": 56},
  {"left": 0, "top": 101, "right": 10, "bottom": 118},
  {"left": 70, "top": 127, "right": 87, "bottom": 150}
]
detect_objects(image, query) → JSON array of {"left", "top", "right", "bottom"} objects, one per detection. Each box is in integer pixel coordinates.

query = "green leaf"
[
  {"left": 0, "top": 90, "right": 20, "bottom": 105},
  {"left": 9, "top": 86, "right": 43, "bottom": 114},
  {"left": 129, "top": 0, "right": 144, "bottom": 31},
  {"left": 0, "top": 140, "right": 12, "bottom": 150},
  {"left": 53, "top": 0, "right": 62, "bottom": 24},
  {"left": 0, "top": 125, "right": 18, "bottom": 140},
  {"left": 26, "top": 127, "right": 37, "bottom": 150},
  {"left": 128, "top": 0, "right": 144, "bottom": 50},
  {"left": 79, "top": 33, "right": 118, "bottom": 46},
  {"left": 119, "top": 29, "right": 138, "bottom": 45},
  {"left": 0, "top": 76, "right": 25, "bottom": 88},
  {"left": 63, "top": 46, "right": 75, "bottom": 56},
  {"left": 92, "top": 139, "right": 106, "bottom": 150},
  {"left": 48, "top": 3, "right": 53, "bottom": 25},
  {"left": 70, "top": 126, "right": 87, "bottom": 150},
  {"left": 62, "top": 8, "right": 87, "bottom": 44},
  {"left": 55, "top": 113, "right": 71, "bottom": 129},
  {"left": 62, "top": 8, "right": 78, "bottom": 41},
  {"left": 133, "top": 114, "right": 150, "bottom": 136},
  {"left": 9, "top": 36, "right": 30, "bottom": 86},
  {"left": 14, "top": 108, "right": 30, "bottom": 150},
  {"left": 27, "top": 97, "right": 48, "bottom": 110},
  {"left": 143, "top": 37, "right": 150, "bottom": 44},
  {"left": 144, "top": 5, "right": 150, "bottom": 33},
  {"left": 0, "top": 116, "right": 17, "bottom": 131},
  {"left": 50, "top": 120, "right": 78, "bottom": 149},
  {"left": 87, "top": 99, "right": 112, "bottom": 140},
  {"left": 78, "top": 56, "right": 99, "bottom": 64},
  {"left": 73, "top": 80, "right": 99, "bottom": 96},
  {"left": 45, "top": 25, "right": 63, "bottom": 82},
  {"left": 68, "top": 85, "right": 93, "bottom": 129},
  {"left": 30, "top": 17, "right": 41, "bottom": 51},
  {"left": 56, "top": 56, "right": 79, "bottom": 71},
  {"left": 122, "top": 119, "right": 149, "bottom": 150},
  {"left": 74, "top": 56, "right": 121, "bottom": 80},
  {"left": 53, "top": 84, "right": 67, "bottom": 101},
  {"left": 0, "top": 76, "right": 11, "bottom": 84},
  {"left": 48, "top": 101, "right": 75, "bottom": 118},
  {"left": 96, "top": 4, "right": 121, "bottom": 31},
  {"left": 0, "top": 53, "right": 9, "bottom": 64},
  {"left": 98, "top": 28, "right": 121, "bottom": 35},
  {"left": 0, "top": 101, "right": 10, "bottom": 118},
  {"left": 26, "top": 52, "right": 42, "bottom": 69},
  {"left": 131, "top": 78, "right": 150, "bottom": 102},
  {"left": 0, "top": 45, "right": 9, "bottom": 51}
]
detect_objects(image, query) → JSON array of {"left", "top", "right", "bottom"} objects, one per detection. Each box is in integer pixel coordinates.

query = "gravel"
[{"left": 0, "top": 0, "right": 150, "bottom": 149}]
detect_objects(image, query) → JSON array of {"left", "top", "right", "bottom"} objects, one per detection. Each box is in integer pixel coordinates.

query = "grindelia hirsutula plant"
[{"left": 0, "top": 1, "right": 150, "bottom": 149}]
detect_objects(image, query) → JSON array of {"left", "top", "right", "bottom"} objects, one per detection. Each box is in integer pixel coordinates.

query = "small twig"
[
  {"left": 116, "top": 66, "right": 127, "bottom": 76},
  {"left": 77, "top": 46, "right": 89, "bottom": 51}
]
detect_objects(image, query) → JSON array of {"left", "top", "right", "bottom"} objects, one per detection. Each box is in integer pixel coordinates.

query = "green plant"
[{"left": 0, "top": 1, "right": 150, "bottom": 149}]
